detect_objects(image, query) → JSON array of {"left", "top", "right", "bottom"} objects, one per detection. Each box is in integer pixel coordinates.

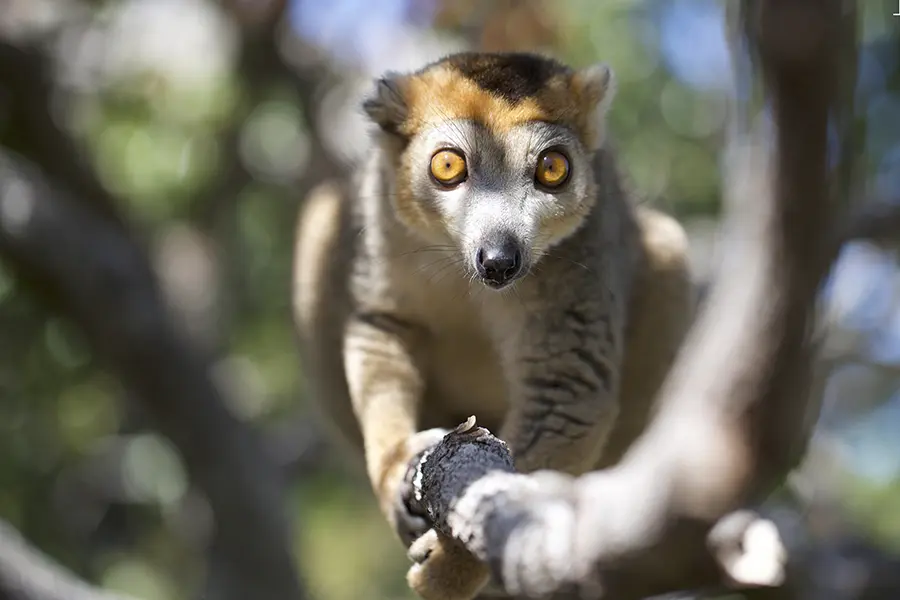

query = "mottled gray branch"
[{"left": 409, "top": 1, "right": 852, "bottom": 598}]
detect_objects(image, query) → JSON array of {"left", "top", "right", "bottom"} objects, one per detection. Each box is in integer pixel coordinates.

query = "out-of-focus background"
[{"left": 0, "top": 1, "right": 898, "bottom": 599}]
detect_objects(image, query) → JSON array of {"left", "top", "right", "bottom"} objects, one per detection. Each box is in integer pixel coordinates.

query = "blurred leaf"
[
  {"left": 44, "top": 318, "right": 91, "bottom": 371},
  {"left": 102, "top": 555, "right": 178, "bottom": 600},
  {"left": 57, "top": 375, "right": 120, "bottom": 452},
  {"left": 0, "top": 261, "right": 13, "bottom": 301},
  {"left": 122, "top": 434, "right": 188, "bottom": 507},
  {"left": 292, "top": 476, "right": 413, "bottom": 600},
  {"left": 239, "top": 100, "right": 311, "bottom": 184}
]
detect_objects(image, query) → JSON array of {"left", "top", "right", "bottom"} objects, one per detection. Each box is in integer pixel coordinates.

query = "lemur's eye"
[
  {"left": 430, "top": 149, "right": 468, "bottom": 186},
  {"left": 535, "top": 150, "right": 570, "bottom": 189}
]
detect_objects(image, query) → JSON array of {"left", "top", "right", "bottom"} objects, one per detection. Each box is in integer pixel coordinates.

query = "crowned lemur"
[{"left": 292, "top": 51, "right": 694, "bottom": 599}]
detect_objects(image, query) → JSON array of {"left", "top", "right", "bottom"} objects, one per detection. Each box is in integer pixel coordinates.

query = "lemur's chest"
[
  {"left": 400, "top": 259, "right": 517, "bottom": 431},
  {"left": 426, "top": 323, "right": 508, "bottom": 430}
]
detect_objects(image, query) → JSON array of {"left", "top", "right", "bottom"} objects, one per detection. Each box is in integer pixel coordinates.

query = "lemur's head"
[{"left": 363, "top": 52, "right": 616, "bottom": 290}]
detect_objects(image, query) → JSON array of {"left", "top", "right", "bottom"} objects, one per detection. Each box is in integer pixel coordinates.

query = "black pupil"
[{"left": 442, "top": 154, "right": 457, "bottom": 175}]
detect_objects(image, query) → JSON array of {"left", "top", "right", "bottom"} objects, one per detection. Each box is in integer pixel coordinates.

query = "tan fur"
[
  {"left": 292, "top": 182, "right": 362, "bottom": 453},
  {"left": 395, "top": 153, "right": 447, "bottom": 237},
  {"left": 293, "top": 183, "right": 342, "bottom": 335},
  {"left": 408, "top": 530, "right": 491, "bottom": 600},
  {"left": 396, "top": 64, "right": 608, "bottom": 148},
  {"left": 537, "top": 200, "right": 596, "bottom": 246},
  {"left": 292, "top": 53, "right": 693, "bottom": 600}
]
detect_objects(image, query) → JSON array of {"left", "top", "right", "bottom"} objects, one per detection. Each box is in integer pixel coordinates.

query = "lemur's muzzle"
[{"left": 474, "top": 235, "right": 524, "bottom": 288}]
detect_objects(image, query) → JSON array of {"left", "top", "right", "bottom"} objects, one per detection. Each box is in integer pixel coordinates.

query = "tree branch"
[
  {"left": 0, "top": 42, "right": 123, "bottom": 228},
  {"left": 408, "top": 1, "right": 852, "bottom": 598},
  {"left": 840, "top": 201, "right": 900, "bottom": 248},
  {"left": 0, "top": 519, "right": 134, "bottom": 600},
  {"left": 0, "top": 146, "right": 306, "bottom": 600}
]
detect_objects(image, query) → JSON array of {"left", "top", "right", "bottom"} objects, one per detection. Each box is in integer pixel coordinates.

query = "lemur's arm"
[{"left": 343, "top": 311, "right": 444, "bottom": 545}]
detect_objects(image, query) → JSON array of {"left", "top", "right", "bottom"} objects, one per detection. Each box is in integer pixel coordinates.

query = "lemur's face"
[
  {"left": 403, "top": 121, "right": 594, "bottom": 289},
  {"left": 364, "top": 52, "right": 616, "bottom": 290}
]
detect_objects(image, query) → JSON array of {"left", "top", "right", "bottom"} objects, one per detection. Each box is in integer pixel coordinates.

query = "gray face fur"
[{"left": 404, "top": 120, "right": 597, "bottom": 289}]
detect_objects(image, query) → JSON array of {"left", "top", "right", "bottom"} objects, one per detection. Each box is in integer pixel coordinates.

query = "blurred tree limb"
[
  {"left": 841, "top": 202, "right": 900, "bottom": 248},
  {"left": 0, "top": 39, "right": 307, "bottom": 600},
  {"left": 0, "top": 4, "right": 341, "bottom": 597},
  {"left": 0, "top": 43, "right": 124, "bottom": 229},
  {"left": 0, "top": 2, "right": 341, "bottom": 597},
  {"left": 405, "top": 1, "right": 886, "bottom": 599},
  {"left": 0, "top": 519, "right": 134, "bottom": 600}
]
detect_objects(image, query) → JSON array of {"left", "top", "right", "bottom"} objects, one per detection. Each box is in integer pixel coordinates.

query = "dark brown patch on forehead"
[
  {"left": 431, "top": 52, "right": 572, "bottom": 104},
  {"left": 394, "top": 52, "right": 607, "bottom": 148}
]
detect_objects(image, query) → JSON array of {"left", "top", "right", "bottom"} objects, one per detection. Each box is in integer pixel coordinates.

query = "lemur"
[{"left": 292, "top": 52, "right": 694, "bottom": 599}]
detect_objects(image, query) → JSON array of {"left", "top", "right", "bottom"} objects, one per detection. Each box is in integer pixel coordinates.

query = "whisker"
[
  {"left": 424, "top": 257, "right": 466, "bottom": 286},
  {"left": 509, "top": 283, "right": 528, "bottom": 312},
  {"left": 534, "top": 248, "right": 596, "bottom": 275},
  {"left": 413, "top": 256, "right": 456, "bottom": 279}
]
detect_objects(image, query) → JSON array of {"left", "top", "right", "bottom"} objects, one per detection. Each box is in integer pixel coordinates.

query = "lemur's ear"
[
  {"left": 574, "top": 62, "right": 617, "bottom": 116},
  {"left": 570, "top": 63, "right": 617, "bottom": 150},
  {"left": 362, "top": 72, "right": 409, "bottom": 136}
]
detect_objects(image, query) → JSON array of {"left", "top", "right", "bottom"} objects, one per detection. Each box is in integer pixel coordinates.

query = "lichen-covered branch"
[{"left": 409, "top": 1, "right": 855, "bottom": 598}]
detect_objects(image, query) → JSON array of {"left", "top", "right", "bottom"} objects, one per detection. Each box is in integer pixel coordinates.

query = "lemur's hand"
[{"left": 389, "top": 427, "right": 449, "bottom": 547}]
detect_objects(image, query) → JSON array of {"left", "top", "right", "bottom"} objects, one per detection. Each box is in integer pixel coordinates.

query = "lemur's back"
[{"left": 292, "top": 181, "right": 362, "bottom": 450}]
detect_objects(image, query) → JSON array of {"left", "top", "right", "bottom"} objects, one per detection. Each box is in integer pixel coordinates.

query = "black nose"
[{"left": 475, "top": 240, "right": 523, "bottom": 286}]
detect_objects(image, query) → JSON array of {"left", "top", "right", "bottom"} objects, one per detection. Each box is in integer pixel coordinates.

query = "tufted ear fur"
[
  {"left": 570, "top": 62, "right": 617, "bottom": 150},
  {"left": 362, "top": 72, "right": 409, "bottom": 136}
]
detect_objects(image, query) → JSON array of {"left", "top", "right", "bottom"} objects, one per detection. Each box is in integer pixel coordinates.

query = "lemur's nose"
[{"left": 476, "top": 239, "right": 522, "bottom": 287}]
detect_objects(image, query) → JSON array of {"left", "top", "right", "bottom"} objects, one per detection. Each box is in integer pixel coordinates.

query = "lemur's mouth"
[
  {"left": 481, "top": 278, "right": 512, "bottom": 290},
  {"left": 476, "top": 265, "right": 528, "bottom": 290}
]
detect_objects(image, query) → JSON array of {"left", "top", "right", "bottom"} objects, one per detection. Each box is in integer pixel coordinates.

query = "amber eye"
[
  {"left": 535, "top": 150, "right": 570, "bottom": 189},
  {"left": 430, "top": 149, "right": 468, "bottom": 186}
]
